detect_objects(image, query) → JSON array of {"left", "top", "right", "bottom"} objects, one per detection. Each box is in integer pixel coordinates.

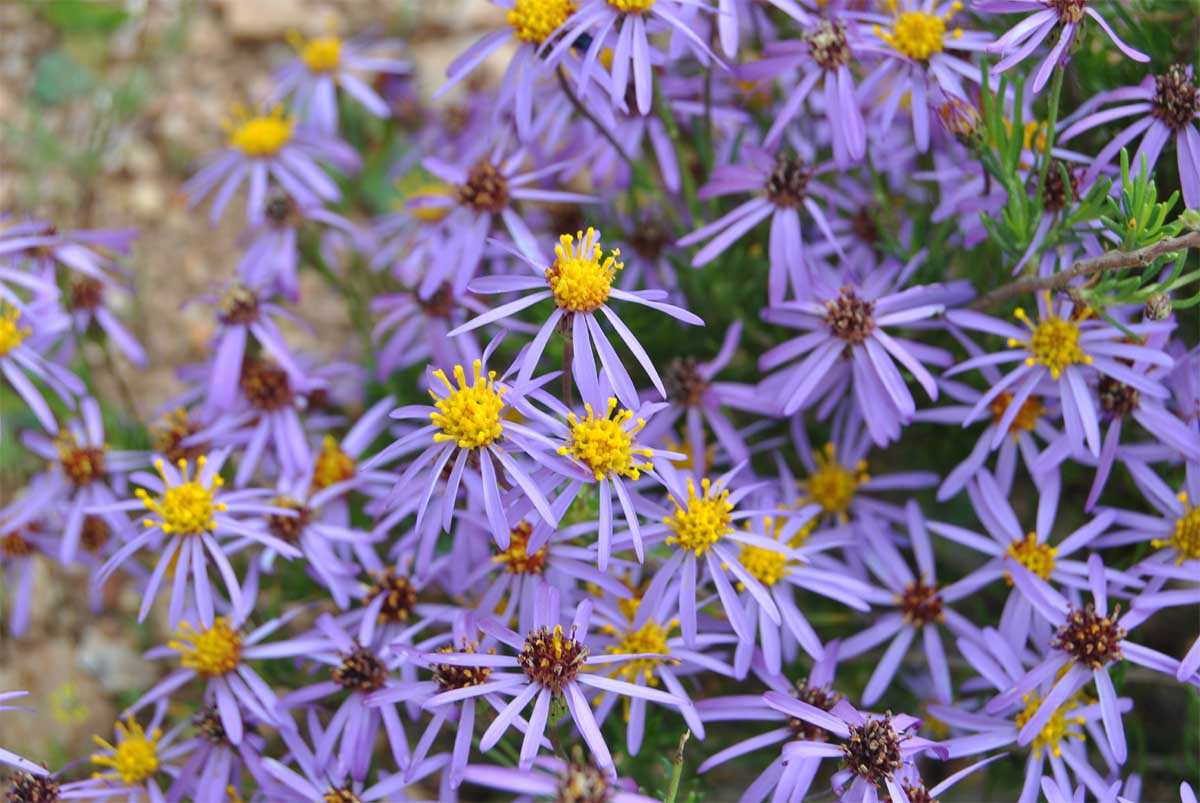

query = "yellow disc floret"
[
  {"left": 601, "top": 617, "right": 675, "bottom": 685},
  {"left": 430, "top": 360, "right": 506, "bottom": 449},
  {"left": 493, "top": 520, "right": 549, "bottom": 575},
  {"left": 136, "top": 457, "right": 225, "bottom": 536},
  {"left": 665, "top": 477, "right": 734, "bottom": 556},
  {"left": 1014, "top": 691, "right": 1086, "bottom": 758},
  {"left": 1008, "top": 294, "right": 1092, "bottom": 380},
  {"left": 91, "top": 718, "right": 162, "bottom": 785},
  {"left": 508, "top": 0, "right": 576, "bottom": 44},
  {"left": 170, "top": 618, "right": 243, "bottom": 677},
  {"left": 738, "top": 543, "right": 789, "bottom": 588},
  {"left": 608, "top": 0, "right": 655, "bottom": 12},
  {"left": 875, "top": 0, "right": 962, "bottom": 61},
  {"left": 0, "top": 304, "right": 31, "bottom": 356},
  {"left": 990, "top": 392, "right": 1045, "bottom": 437},
  {"left": 1152, "top": 492, "right": 1200, "bottom": 564},
  {"left": 559, "top": 398, "right": 653, "bottom": 480},
  {"left": 226, "top": 105, "right": 294, "bottom": 158},
  {"left": 546, "top": 227, "right": 622, "bottom": 312},
  {"left": 1006, "top": 532, "right": 1057, "bottom": 584},
  {"left": 312, "top": 435, "right": 356, "bottom": 490},
  {"left": 289, "top": 31, "right": 342, "bottom": 72},
  {"left": 805, "top": 443, "right": 868, "bottom": 521}
]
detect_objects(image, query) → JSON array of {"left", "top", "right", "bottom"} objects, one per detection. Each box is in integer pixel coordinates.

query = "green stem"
[
  {"left": 1034, "top": 63, "right": 1065, "bottom": 214},
  {"left": 653, "top": 78, "right": 701, "bottom": 225},
  {"left": 664, "top": 729, "right": 690, "bottom": 803}
]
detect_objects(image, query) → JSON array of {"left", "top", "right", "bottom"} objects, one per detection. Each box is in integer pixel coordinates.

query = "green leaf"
[
  {"left": 39, "top": 0, "right": 129, "bottom": 34},
  {"left": 31, "top": 49, "right": 95, "bottom": 106}
]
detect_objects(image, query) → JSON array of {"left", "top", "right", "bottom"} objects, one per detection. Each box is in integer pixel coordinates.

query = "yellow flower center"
[
  {"left": 398, "top": 178, "right": 455, "bottom": 224},
  {"left": 1005, "top": 532, "right": 1057, "bottom": 584},
  {"left": 738, "top": 542, "right": 789, "bottom": 588},
  {"left": 601, "top": 618, "right": 674, "bottom": 685},
  {"left": 493, "top": 521, "right": 549, "bottom": 574},
  {"left": 558, "top": 398, "right": 653, "bottom": 481},
  {"left": 430, "top": 360, "right": 506, "bottom": 449},
  {"left": 1152, "top": 493, "right": 1200, "bottom": 564},
  {"left": 608, "top": 0, "right": 655, "bottom": 11},
  {"left": 1009, "top": 300, "right": 1092, "bottom": 380},
  {"left": 170, "top": 618, "right": 243, "bottom": 677},
  {"left": 663, "top": 434, "right": 713, "bottom": 475},
  {"left": 0, "top": 304, "right": 31, "bottom": 356},
  {"left": 1014, "top": 691, "right": 1086, "bottom": 757},
  {"left": 136, "top": 457, "right": 225, "bottom": 536},
  {"left": 293, "top": 33, "right": 342, "bottom": 72},
  {"left": 312, "top": 435, "right": 356, "bottom": 490},
  {"left": 990, "top": 392, "right": 1045, "bottom": 437},
  {"left": 508, "top": 0, "right": 576, "bottom": 44},
  {"left": 226, "top": 105, "right": 294, "bottom": 158},
  {"left": 805, "top": 443, "right": 868, "bottom": 520},
  {"left": 875, "top": 1, "right": 962, "bottom": 61},
  {"left": 91, "top": 718, "right": 161, "bottom": 785},
  {"left": 545, "top": 228, "right": 622, "bottom": 312},
  {"left": 665, "top": 477, "right": 733, "bottom": 556}
]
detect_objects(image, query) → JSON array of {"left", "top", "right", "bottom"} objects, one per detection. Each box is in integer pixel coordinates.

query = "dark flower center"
[
  {"left": 1040, "top": 160, "right": 1080, "bottom": 213},
  {"left": 6, "top": 772, "right": 59, "bottom": 803},
  {"left": 366, "top": 568, "right": 418, "bottom": 623},
  {"left": 219, "top": 285, "right": 260, "bottom": 326},
  {"left": 557, "top": 760, "right": 611, "bottom": 803},
  {"left": 899, "top": 579, "right": 944, "bottom": 627},
  {"left": 664, "top": 357, "right": 708, "bottom": 407},
  {"left": 823, "top": 288, "right": 876, "bottom": 344},
  {"left": 0, "top": 531, "right": 33, "bottom": 558},
  {"left": 266, "top": 496, "right": 312, "bottom": 544},
  {"left": 459, "top": 160, "right": 510, "bottom": 214},
  {"left": 1151, "top": 65, "right": 1198, "bottom": 132},
  {"left": 765, "top": 157, "right": 812, "bottom": 208},
  {"left": 1098, "top": 376, "right": 1139, "bottom": 418},
  {"left": 240, "top": 358, "right": 293, "bottom": 411},
  {"left": 806, "top": 20, "right": 852, "bottom": 71},
  {"left": 333, "top": 643, "right": 387, "bottom": 692},
  {"left": 842, "top": 715, "right": 904, "bottom": 787},
  {"left": 192, "top": 707, "right": 231, "bottom": 746},
  {"left": 1051, "top": 604, "right": 1126, "bottom": 669},
  {"left": 629, "top": 216, "right": 673, "bottom": 260},
  {"left": 518, "top": 624, "right": 589, "bottom": 692},
  {"left": 850, "top": 206, "right": 880, "bottom": 248},
  {"left": 265, "top": 194, "right": 300, "bottom": 226},
  {"left": 432, "top": 643, "right": 494, "bottom": 692},
  {"left": 58, "top": 435, "right": 106, "bottom": 487},
  {"left": 891, "top": 782, "right": 938, "bottom": 803},
  {"left": 419, "top": 282, "right": 456, "bottom": 319},
  {"left": 322, "top": 785, "right": 362, "bottom": 803},
  {"left": 80, "top": 515, "right": 112, "bottom": 553},
  {"left": 70, "top": 277, "right": 105, "bottom": 312},
  {"left": 1049, "top": 0, "right": 1086, "bottom": 24},
  {"left": 789, "top": 679, "right": 843, "bottom": 741},
  {"left": 152, "top": 410, "right": 208, "bottom": 464}
]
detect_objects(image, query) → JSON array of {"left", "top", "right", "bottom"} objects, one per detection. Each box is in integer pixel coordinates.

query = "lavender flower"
[
  {"left": 462, "top": 755, "right": 658, "bottom": 803},
  {"left": 0, "top": 296, "right": 84, "bottom": 432},
  {"left": 1095, "top": 458, "right": 1200, "bottom": 567},
  {"left": 60, "top": 704, "right": 189, "bottom": 803}
]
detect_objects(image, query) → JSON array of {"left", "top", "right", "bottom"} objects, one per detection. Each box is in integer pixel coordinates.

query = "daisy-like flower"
[
  {"left": 92, "top": 452, "right": 301, "bottom": 629},
  {"left": 461, "top": 754, "right": 658, "bottom": 803},
  {"left": 547, "top": 0, "right": 720, "bottom": 116},
  {"left": 369, "top": 280, "right": 487, "bottom": 379},
  {"left": 760, "top": 272, "right": 962, "bottom": 445},
  {"left": 450, "top": 227, "right": 703, "bottom": 411},
  {"left": 61, "top": 706, "right": 190, "bottom": 803},
  {"left": 367, "top": 358, "right": 557, "bottom": 546},
  {"left": 990, "top": 554, "right": 1184, "bottom": 766},
  {"left": 18, "top": 397, "right": 141, "bottom": 562},
  {"left": 1132, "top": 561, "right": 1200, "bottom": 681},
  {"left": 946, "top": 294, "right": 1173, "bottom": 457},
  {"left": 163, "top": 707, "right": 274, "bottom": 803},
  {"left": 863, "top": 0, "right": 991, "bottom": 151},
  {"left": 929, "top": 468, "right": 1117, "bottom": 648},
  {"left": 418, "top": 586, "right": 681, "bottom": 773},
  {"left": 184, "top": 104, "right": 360, "bottom": 226},
  {"left": 270, "top": 30, "right": 410, "bottom": 135},
  {"left": 0, "top": 691, "right": 47, "bottom": 775},
  {"left": 0, "top": 218, "right": 137, "bottom": 283},
  {"left": 1058, "top": 64, "right": 1200, "bottom": 208},
  {"left": 678, "top": 145, "right": 846, "bottom": 304},
  {"left": 0, "top": 296, "right": 84, "bottom": 433},
  {"left": 63, "top": 272, "right": 146, "bottom": 368},
  {"left": 767, "top": 695, "right": 946, "bottom": 803},
  {"left": 1096, "top": 458, "right": 1200, "bottom": 568},
  {"left": 980, "top": 0, "right": 1148, "bottom": 92}
]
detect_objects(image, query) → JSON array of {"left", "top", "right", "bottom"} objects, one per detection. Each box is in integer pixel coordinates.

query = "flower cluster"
[{"left": 2, "top": 3, "right": 1198, "bottom": 803}]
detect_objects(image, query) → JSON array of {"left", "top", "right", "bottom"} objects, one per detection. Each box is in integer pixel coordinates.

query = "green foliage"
[{"left": 37, "top": 0, "right": 130, "bottom": 35}]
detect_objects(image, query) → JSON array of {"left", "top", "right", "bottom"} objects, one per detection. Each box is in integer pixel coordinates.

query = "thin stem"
[
  {"left": 970, "top": 230, "right": 1200, "bottom": 310},
  {"left": 1033, "top": 63, "right": 1065, "bottom": 215},
  {"left": 653, "top": 77, "right": 701, "bottom": 224},
  {"left": 664, "top": 729, "right": 691, "bottom": 803},
  {"left": 556, "top": 67, "right": 634, "bottom": 167}
]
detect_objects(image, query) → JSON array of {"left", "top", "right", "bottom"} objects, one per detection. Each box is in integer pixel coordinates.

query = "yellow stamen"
[
  {"left": 1007, "top": 293, "right": 1092, "bottom": 380},
  {"left": 875, "top": 0, "right": 962, "bottom": 61},
  {"left": 804, "top": 443, "right": 868, "bottom": 521},
  {"left": 1014, "top": 690, "right": 1086, "bottom": 757},
  {"left": 558, "top": 397, "right": 653, "bottom": 480},
  {"left": 601, "top": 616, "right": 676, "bottom": 685},
  {"left": 493, "top": 521, "right": 549, "bottom": 574},
  {"left": 0, "top": 304, "right": 31, "bottom": 356},
  {"left": 312, "top": 435, "right": 356, "bottom": 490},
  {"left": 169, "top": 618, "right": 243, "bottom": 677},
  {"left": 288, "top": 31, "right": 342, "bottom": 72},
  {"left": 429, "top": 360, "right": 506, "bottom": 448},
  {"left": 507, "top": 0, "right": 576, "bottom": 44},
  {"left": 1005, "top": 532, "right": 1057, "bottom": 584},
  {"left": 545, "top": 228, "right": 622, "bottom": 312},
  {"left": 136, "top": 457, "right": 225, "bottom": 536},
  {"left": 608, "top": 0, "right": 655, "bottom": 12},
  {"left": 225, "top": 105, "right": 294, "bottom": 158},
  {"left": 665, "top": 477, "right": 733, "bottom": 556},
  {"left": 1151, "top": 492, "right": 1200, "bottom": 564},
  {"left": 91, "top": 718, "right": 161, "bottom": 785}
]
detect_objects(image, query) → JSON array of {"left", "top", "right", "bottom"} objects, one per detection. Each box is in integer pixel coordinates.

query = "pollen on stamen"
[{"left": 545, "top": 227, "right": 622, "bottom": 313}]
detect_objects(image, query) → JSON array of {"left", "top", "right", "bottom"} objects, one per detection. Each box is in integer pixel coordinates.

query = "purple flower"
[
  {"left": 63, "top": 272, "right": 146, "bottom": 368},
  {"left": 1095, "top": 458, "right": 1200, "bottom": 568},
  {"left": 93, "top": 452, "right": 302, "bottom": 629},
  {"left": 1131, "top": 561, "right": 1200, "bottom": 681},
  {"left": 0, "top": 295, "right": 84, "bottom": 432},
  {"left": 450, "top": 227, "right": 703, "bottom": 411},
  {"left": 163, "top": 707, "right": 275, "bottom": 803},
  {"left": 369, "top": 281, "right": 488, "bottom": 379},
  {"left": 980, "top": 0, "right": 1148, "bottom": 92},
  {"left": 184, "top": 104, "right": 360, "bottom": 226},
  {"left": 415, "top": 586, "right": 681, "bottom": 773},
  {"left": 0, "top": 219, "right": 138, "bottom": 283},
  {"left": 237, "top": 195, "right": 361, "bottom": 302},
  {"left": 462, "top": 755, "right": 657, "bottom": 803},
  {"left": 1059, "top": 64, "right": 1200, "bottom": 208},
  {"left": 678, "top": 144, "right": 847, "bottom": 304},
  {"left": 947, "top": 294, "right": 1174, "bottom": 457},
  {"left": 59, "top": 703, "right": 190, "bottom": 803},
  {"left": 270, "top": 32, "right": 410, "bottom": 136}
]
